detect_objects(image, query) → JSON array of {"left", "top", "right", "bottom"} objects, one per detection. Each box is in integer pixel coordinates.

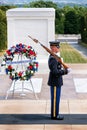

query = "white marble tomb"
[{"left": 6, "top": 8, "right": 55, "bottom": 56}]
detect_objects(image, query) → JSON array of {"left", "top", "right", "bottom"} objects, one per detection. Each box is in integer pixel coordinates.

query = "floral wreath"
[{"left": 3, "top": 43, "right": 38, "bottom": 80}]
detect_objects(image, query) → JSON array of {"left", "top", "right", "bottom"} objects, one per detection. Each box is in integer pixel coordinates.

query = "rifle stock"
[{"left": 28, "top": 35, "right": 69, "bottom": 69}]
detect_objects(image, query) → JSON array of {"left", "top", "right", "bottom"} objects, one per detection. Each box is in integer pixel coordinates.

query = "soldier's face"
[{"left": 50, "top": 46, "right": 60, "bottom": 53}]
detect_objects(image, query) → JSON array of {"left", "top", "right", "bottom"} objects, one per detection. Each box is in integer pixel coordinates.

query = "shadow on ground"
[{"left": 0, "top": 114, "right": 87, "bottom": 124}]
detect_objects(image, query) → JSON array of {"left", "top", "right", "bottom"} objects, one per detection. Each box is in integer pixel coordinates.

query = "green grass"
[{"left": 60, "top": 43, "right": 87, "bottom": 63}]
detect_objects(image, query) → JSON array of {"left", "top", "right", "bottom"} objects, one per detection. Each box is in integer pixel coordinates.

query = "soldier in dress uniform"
[{"left": 48, "top": 40, "right": 69, "bottom": 120}]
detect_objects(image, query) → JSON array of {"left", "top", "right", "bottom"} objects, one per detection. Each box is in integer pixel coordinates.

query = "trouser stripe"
[{"left": 53, "top": 86, "right": 56, "bottom": 117}]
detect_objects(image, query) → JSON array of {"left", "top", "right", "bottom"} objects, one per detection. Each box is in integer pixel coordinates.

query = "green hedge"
[{"left": 0, "top": 8, "right": 7, "bottom": 51}]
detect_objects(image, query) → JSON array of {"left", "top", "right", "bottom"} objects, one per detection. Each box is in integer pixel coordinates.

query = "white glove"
[{"left": 67, "top": 68, "right": 72, "bottom": 73}]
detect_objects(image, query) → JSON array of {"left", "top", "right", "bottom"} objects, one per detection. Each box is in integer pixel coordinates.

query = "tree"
[
  {"left": 55, "top": 8, "right": 64, "bottom": 34},
  {"left": 0, "top": 9, "right": 7, "bottom": 50},
  {"left": 0, "top": 5, "right": 16, "bottom": 51},
  {"left": 64, "top": 11, "right": 79, "bottom": 34},
  {"left": 0, "top": 22, "right": 7, "bottom": 50},
  {"left": 28, "top": 0, "right": 58, "bottom": 9},
  {"left": 80, "top": 14, "right": 87, "bottom": 43}
]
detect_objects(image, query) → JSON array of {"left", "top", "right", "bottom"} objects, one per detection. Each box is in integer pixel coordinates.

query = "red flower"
[
  {"left": 28, "top": 65, "right": 33, "bottom": 69},
  {"left": 6, "top": 50, "right": 11, "bottom": 56},
  {"left": 23, "top": 49, "right": 26, "bottom": 53},
  {"left": 8, "top": 65, "right": 13, "bottom": 70},
  {"left": 28, "top": 46, "right": 31, "bottom": 48},
  {"left": 33, "top": 51, "right": 36, "bottom": 56},
  {"left": 29, "top": 50, "right": 34, "bottom": 55},
  {"left": 36, "top": 63, "right": 38, "bottom": 67},
  {"left": 19, "top": 43, "right": 22, "bottom": 46},
  {"left": 18, "top": 71, "right": 23, "bottom": 77}
]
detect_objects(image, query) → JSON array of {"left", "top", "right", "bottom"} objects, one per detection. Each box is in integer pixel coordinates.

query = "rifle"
[{"left": 28, "top": 35, "right": 69, "bottom": 69}]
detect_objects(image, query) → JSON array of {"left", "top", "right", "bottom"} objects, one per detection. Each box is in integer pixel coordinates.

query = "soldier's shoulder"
[
  {"left": 49, "top": 55, "right": 54, "bottom": 59},
  {"left": 49, "top": 55, "right": 57, "bottom": 63}
]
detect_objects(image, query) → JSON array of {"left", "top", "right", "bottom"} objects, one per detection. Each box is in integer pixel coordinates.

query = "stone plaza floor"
[{"left": 0, "top": 61, "right": 87, "bottom": 129}]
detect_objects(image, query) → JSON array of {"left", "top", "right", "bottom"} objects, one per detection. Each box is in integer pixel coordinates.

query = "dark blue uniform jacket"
[{"left": 48, "top": 55, "right": 66, "bottom": 87}]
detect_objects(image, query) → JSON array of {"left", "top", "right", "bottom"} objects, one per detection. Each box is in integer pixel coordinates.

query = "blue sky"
[{"left": 1, "top": 0, "right": 87, "bottom": 4}]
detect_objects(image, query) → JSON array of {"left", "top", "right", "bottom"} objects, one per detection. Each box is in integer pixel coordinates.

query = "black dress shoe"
[{"left": 51, "top": 115, "right": 64, "bottom": 120}]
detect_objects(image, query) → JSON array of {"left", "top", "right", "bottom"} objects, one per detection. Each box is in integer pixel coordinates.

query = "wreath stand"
[{"left": 5, "top": 54, "right": 38, "bottom": 100}]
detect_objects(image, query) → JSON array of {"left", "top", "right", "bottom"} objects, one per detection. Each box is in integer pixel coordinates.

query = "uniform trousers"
[{"left": 50, "top": 86, "right": 61, "bottom": 118}]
